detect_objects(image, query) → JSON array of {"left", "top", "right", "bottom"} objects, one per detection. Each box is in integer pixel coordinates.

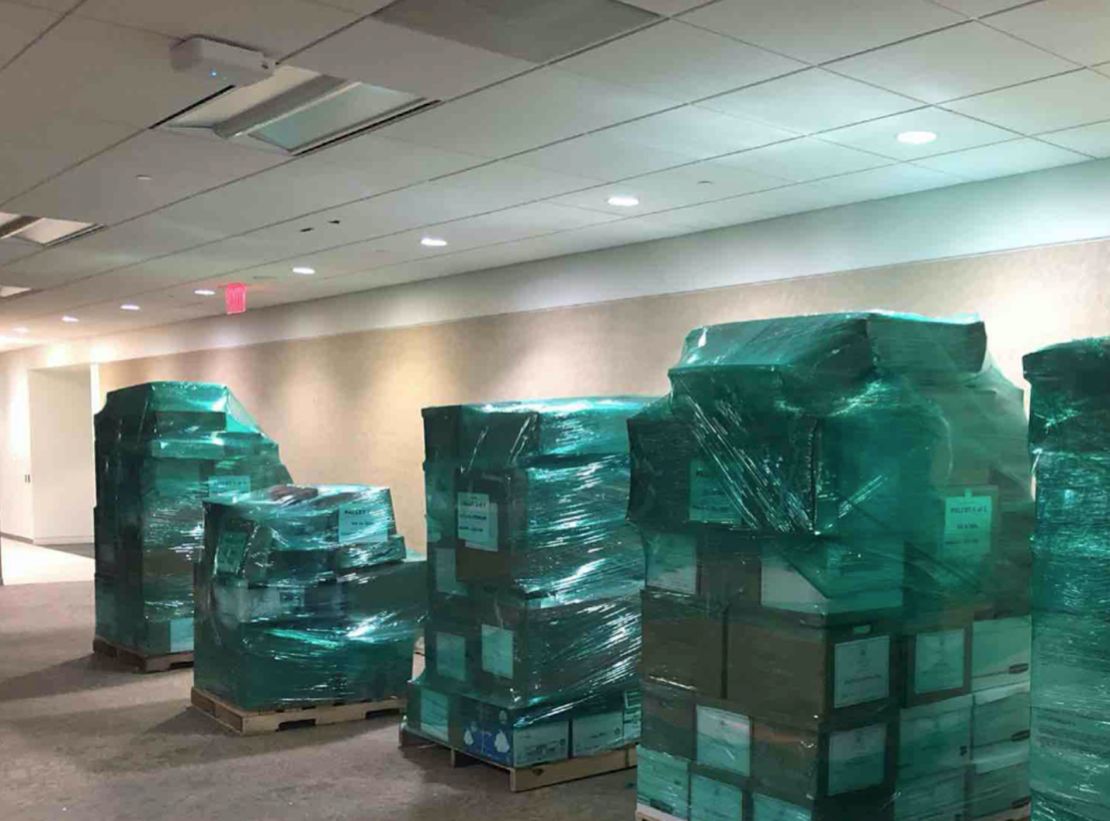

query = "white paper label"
[
  {"left": 696, "top": 705, "right": 751, "bottom": 775},
  {"left": 435, "top": 632, "right": 467, "bottom": 682},
  {"left": 338, "top": 501, "right": 388, "bottom": 544},
  {"left": 647, "top": 531, "right": 698, "bottom": 594},
  {"left": 208, "top": 475, "right": 251, "bottom": 498},
  {"left": 169, "top": 617, "right": 193, "bottom": 652},
  {"left": 514, "top": 722, "right": 569, "bottom": 766},
  {"left": 623, "top": 689, "right": 643, "bottom": 742},
  {"left": 434, "top": 548, "right": 466, "bottom": 596},
  {"left": 915, "top": 628, "right": 966, "bottom": 695},
  {"left": 481, "top": 624, "right": 514, "bottom": 679},
  {"left": 419, "top": 688, "right": 450, "bottom": 742},
  {"left": 943, "top": 493, "right": 993, "bottom": 559},
  {"left": 834, "top": 635, "right": 891, "bottom": 708},
  {"left": 827, "top": 724, "right": 887, "bottom": 796},
  {"left": 457, "top": 492, "right": 498, "bottom": 550},
  {"left": 689, "top": 459, "right": 741, "bottom": 524},
  {"left": 572, "top": 711, "right": 624, "bottom": 757}
]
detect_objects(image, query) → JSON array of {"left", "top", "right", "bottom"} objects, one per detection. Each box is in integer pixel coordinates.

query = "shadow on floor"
[{"left": 0, "top": 648, "right": 165, "bottom": 702}]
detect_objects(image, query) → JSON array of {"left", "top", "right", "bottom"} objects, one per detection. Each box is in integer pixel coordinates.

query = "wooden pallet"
[
  {"left": 635, "top": 806, "right": 684, "bottom": 821},
  {"left": 190, "top": 687, "right": 403, "bottom": 736},
  {"left": 92, "top": 636, "right": 194, "bottom": 673},
  {"left": 399, "top": 726, "right": 636, "bottom": 792}
]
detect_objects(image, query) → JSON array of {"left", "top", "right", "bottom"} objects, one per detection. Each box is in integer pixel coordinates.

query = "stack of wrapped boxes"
[
  {"left": 1024, "top": 338, "right": 1110, "bottom": 821},
  {"left": 94, "top": 381, "right": 291, "bottom": 657},
  {"left": 195, "top": 484, "right": 425, "bottom": 709},
  {"left": 404, "top": 397, "right": 650, "bottom": 769},
  {"left": 629, "top": 313, "right": 1033, "bottom": 820}
]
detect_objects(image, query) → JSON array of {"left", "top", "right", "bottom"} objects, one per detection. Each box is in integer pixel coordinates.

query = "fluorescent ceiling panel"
[{"left": 373, "top": 0, "right": 658, "bottom": 63}]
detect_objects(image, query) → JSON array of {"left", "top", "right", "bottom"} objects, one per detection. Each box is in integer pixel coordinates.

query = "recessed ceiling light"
[
  {"left": 13, "top": 327, "right": 28, "bottom": 334},
  {"left": 607, "top": 195, "right": 640, "bottom": 207},
  {"left": 897, "top": 130, "right": 937, "bottom": 146},
  {"left": 136, "top": 174, "right": 152, "bottom": 181},
  {"left": 120, "top": 304, "right": 140, "bottom": 311},
  {"left": 194, "top": 288, "right": 217, "bottom": 296},
  {"left": 420, "top": 237, "right": 448, "bottom": 247},
  {"left": 292, "top": 266, "right": 316, "bottom": 275},
  {"left": 61, "top": 315, "right": 78, "bottom": 323}
]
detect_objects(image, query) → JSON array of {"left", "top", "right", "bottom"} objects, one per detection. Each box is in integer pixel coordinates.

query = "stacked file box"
[
  {"left": 94, "top": 381, "right": 290, "bottom": 657},
  {"left": 630, "top": 313, "right": 1033, "bottom": 820},
  {"left": 404, "top": 397, "right": 650, "bottom": 769},
  {"left": 195, "top": 484, "right": 425, "bottom": 709},
  {"left": 1024, "top": 338, "right": 1110, "bottom": 821}
]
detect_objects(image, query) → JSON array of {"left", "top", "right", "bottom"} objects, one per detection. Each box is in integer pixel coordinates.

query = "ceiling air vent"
[
  {"left": 166, "top": 65, "right": 435, "bottom": 156},
  {"left": 0, "top": 212, "right": 101, "bottom": 246},
  {"left": 373, "top": 0, "right": 659, "bottom": 62}
]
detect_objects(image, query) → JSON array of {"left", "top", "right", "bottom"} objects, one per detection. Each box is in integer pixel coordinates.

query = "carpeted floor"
[{"left": 0, "top": 580, "right": 636, "bottom": 821}]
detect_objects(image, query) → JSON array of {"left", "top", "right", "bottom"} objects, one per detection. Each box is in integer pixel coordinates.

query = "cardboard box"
[
  {"left": 638, "top": 747, "right": 692, "bottom": 819},
  {"left": 971, "top": 617, "right": 1031, "bottom": 692},
  {"left": 644, "top": 525, "right": 761, "bottom": 605},
  {"left": 643, "top": 588, "right": 727, "bottom": 698},
  {"left": 892, "top": 767, "right": 968, "bottom": 821},
  {"left": 690, "top": 769, "right": 748, "bottom": 820},
  {"left": 898, "top": 695, "right": 972, "bottom": 781},
  {"left": 643, "top": 678, "right": 697, "bottom": 760},
  {"left": 967, "top": 741, "right": 1029, "bottom": 819},
  {"left": 751, "top": 791, "right": 895, "bottom": 821},
  {"left": 726, "top": 607, "right": 897, "bottom": 726},
  {"left": 972, "top": 683, "right": 1030, "bottom": 749}
]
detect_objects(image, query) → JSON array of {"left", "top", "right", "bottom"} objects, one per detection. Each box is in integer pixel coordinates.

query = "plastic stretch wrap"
[
  {"left": 1024, "top": 337, "right": 1110, "bottom": 821},
  {"left": 195, "top": 484, "right": 425, "bottom": 710},
  {"left": 407, "top": 397, "right": 651, "bottom": 766},
  {"left": 94, "top": 381, "right": 291, "bottom": 656},
  {"left": 631, "top": 313, "right": 1033, "bottom": 820}
]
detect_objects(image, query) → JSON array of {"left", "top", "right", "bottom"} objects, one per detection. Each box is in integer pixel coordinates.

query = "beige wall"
[{"left": 100, "top": 238, "right": 1110, "bottom": 549}]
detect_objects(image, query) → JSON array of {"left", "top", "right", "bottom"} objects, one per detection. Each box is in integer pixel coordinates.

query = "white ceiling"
[{"left": 0, "top": 0, "right": 1107, "bottom": 349}]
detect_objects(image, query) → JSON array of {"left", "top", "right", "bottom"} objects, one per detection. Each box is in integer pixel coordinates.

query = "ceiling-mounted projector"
[{"left": 170, "top": 37, "right": 273, "bottom": 87}]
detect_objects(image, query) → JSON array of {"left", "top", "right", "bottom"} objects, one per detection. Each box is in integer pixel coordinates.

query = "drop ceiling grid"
[{"left": 2, "top": 0, "right": 1110, "bottom": 341}]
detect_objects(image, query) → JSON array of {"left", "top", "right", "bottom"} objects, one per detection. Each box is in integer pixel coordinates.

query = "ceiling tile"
[
  {"left": 663, "top": 182, "right": 870, "bottom": 229},
  {"left": 988, "top": 0, "right": 1110, "bottom": 66},
  {"left": 0, "top": 240, "right": 38, "bottom": 268},
  {"left": 292, "top": 17, "right": 534, "bottom": 101},
  {"left": 0, "top": 116, "right": 135, "bottom": 202},
  {"left": 511, "top": 131, "right": 694, "bottom": 182},
  {"left": 680, "top": 0, "right": 963, "bottom": 64},
  {"left": 615, "top": 0, "right": 711, "bottom": 13},
  {"left": 804, "top": 163, "right": 963, "bottom": 204},
  {"left": 914, "top": 137, "right": 1089, "bottom": 178},
  {"left": 5, "top": 130, "right": 287, "bottom": 225},
  {"left": 76, "top": 0, "right": 358, "bottom": 58},
  {"left": 376, "top": 67, "right": 674, "bottom": 158},
  {"left": 374, "top": 0, "right": 658, "bottom": 64},
  {"left": 603, "top": 106, "right": 795, "bottom": 158},
  {"left": 717, "top": 137, "right": 893, "bottom": 182},
  {"left": 699, "top": 68, "right": 920, "bottom": 134},
  {"left": 0, "top": 17, "right": 224, "bottom": 128},
  {"left": 819, "top": 107, "right": 1015, "bottom": 158},
  {"left": 830, "top": 22, "right": 1076, "bottom": 103},
  {"left": 310, "top": 0, "right": 394, "bottom": 12},
  {"left": 550, "top": 159, "right": 787, "bottom": 214},
  {"left": 1040, "top": 119, "right": 1110, "bottom": 156},
  {"left": 303, "top": 134, "right": 487, "bottom": 187},
  {"left": 557, "top": 20, "right": 802, "bottom": 103},
  {"left": 944, "top": 69, "right": 1110, "bottom": 133},
  {"left": 927, "top": 0, "right": 1029, "bottom": 16},
  {"left": 12, "top": 0, "right": 82, "bottom": 10},
  {"left": 0, "top": 2, "right": 58, "bottom": 65}
]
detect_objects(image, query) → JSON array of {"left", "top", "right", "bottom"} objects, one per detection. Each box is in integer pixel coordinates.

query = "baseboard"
[
  {"left": 34, "top": 536, "right": 94, "bottom": 546},
  {"left": 0, "top": 531, "right": 34, "bottom": 545}
]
